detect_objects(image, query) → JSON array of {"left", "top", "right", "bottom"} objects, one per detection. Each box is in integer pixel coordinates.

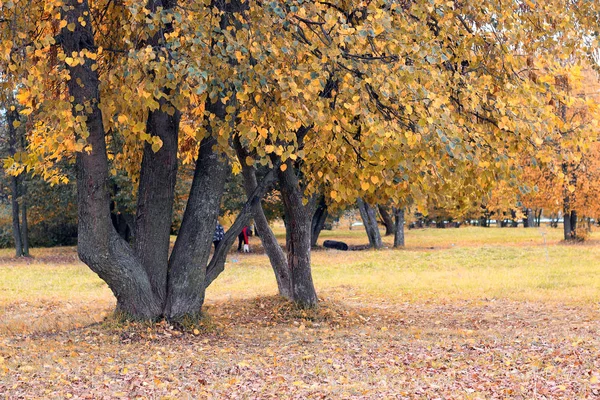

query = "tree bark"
[
  {"left": 393, "top": 207, "right": 405, "bottom": 248},
  {"left": 134, "top": 101, "right": 179, "bottom": 305},
  {"left": 235, "top": 141, "right": 293, "bottom": 299},
  {"left": 563, "top": 211, "right": 571, "bottom": 240},
  {"left": 61, "top": 0, "right": 162, "bottom": 320},
  {"left": 378, "top": 204, "right": 395, "bottom": 236},
  {"left": 10, "top": 176, "right": 23, "bottom": 257},
  {"left": 357, "top": 198, "right": 383, "bottom": 249},
  {"left": 7, "top": 104, "right": 23, "bottom": 257},
  {"left": 311, "top": 195, "right": 328, "bottom": 247},
  {"left": 133, "top": 0, "right": 181, "bottom": 306},
  {"left": 165, "top": 136, "right": 229, "bottom": 320},
  {"left": 570, "top": 210, "right": 577, "bottom": 238},
  {"left": 524, "top": 208, "right": 534, "bottom": 228},
  {"left": 205, "top": 168, "right": 278, "bottom": 288},
  {"left": 278, "top": 160, "right": 318, "bottom": 307},
  {"left": 164, "top": 0, "right": 251, "bottom": 319},
  {"left": 20, "top": 185, "right": 29, "bottom": 256}
]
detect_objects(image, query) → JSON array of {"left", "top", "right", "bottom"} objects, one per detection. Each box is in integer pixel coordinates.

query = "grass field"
[{"left": 1, "top": 226, "right": 600, "bottom": 398}]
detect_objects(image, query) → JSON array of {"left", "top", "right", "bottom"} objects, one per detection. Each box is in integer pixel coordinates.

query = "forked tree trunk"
[
  {"left": 357, "top": 198, "right": 383, "bottom": 249},
  {"left": 393, "top": 207, "right": 405, "bottom": 248},
  {"left": 235, "top": 141, "right": 293, "bottom": 299},
  {"left": 562, "top": 206, "right": 577, "bottom": 241},
  {"left": 278, "top": 160, "right": 318, "bottom": 307},
  {"left": 378, "top": 204, "right": 395, "bottom": 236},
  {"left": 60, "top": 0, "right": 254, "bottom": 321},
  {"left": 311, "top": 195, "right": 328, "bottom": 247}
]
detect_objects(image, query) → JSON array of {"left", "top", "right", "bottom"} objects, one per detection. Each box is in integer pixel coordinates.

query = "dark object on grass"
[{"left": 323, "top": 240, "right": 349, "bottom": 251}]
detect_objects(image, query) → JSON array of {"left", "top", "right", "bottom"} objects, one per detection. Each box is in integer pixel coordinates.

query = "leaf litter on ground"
[{"left": 2, "top": 295, "right": 600, "bottom": 399}]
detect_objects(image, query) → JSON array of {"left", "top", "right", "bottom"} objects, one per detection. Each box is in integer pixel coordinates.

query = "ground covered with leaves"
[
  {"left": 1, "top": 228, "right": 600, "bottom": 398},
  {"left": 2, "top": 296, "right": 600, "bottom": 399}
]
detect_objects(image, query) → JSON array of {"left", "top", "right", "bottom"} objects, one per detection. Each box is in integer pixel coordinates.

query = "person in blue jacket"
[{"left": 213, "top": 222, "right": 225, "bottom": 250}]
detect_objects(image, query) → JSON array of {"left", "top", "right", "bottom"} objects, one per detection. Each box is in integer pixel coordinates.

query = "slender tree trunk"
[
  {"left": 20, "top": 186, "right": 29, "bottom": 256},
  {"left": 19, "top": 133, "right": 29, "bottom": 256},
  {"left": 7, "top": 101, "right": 23, "bottom": 257},
  {"left": 62, "top": 0, "right": 162, "bottom": 320},
  {"left": 205, "top": 168, "right": 278, "bottom": 288},
  {"left": 278, "top": 160, "right": 318, "bottom": 307},
  {"left": 357, "top": 198, "right": 383, "bottom": 249},
  {"left": 10, "top": 176, "right": 23, "bottom": 257},
  {"left": 378, "top": 204, "right": 395, "bottom": 236},
  {"left": 393, "top": 207, "right": 405, "bottom": 248},
  {"left": 563, "top": 210, "right": 572, "bottom": 240},
  {"left": 235, "top": 141, "right": 292, "bottom": 298},
  {"left": 311, "top": 195, "right": 328, "bottom": 247}
]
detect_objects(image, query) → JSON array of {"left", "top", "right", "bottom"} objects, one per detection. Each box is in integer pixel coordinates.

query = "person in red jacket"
[{"left": 237, "top": 226, "right": 250, "bottom": 252}]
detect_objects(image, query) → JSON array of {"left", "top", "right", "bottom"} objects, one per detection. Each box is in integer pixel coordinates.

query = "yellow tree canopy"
[{"left": 1, "top": 0, "right": 599, "bottom": 199}]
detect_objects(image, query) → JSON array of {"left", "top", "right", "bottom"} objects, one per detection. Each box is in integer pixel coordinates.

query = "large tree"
[{"left": 2, "top": 0, "right": 599, "bottom": 320}]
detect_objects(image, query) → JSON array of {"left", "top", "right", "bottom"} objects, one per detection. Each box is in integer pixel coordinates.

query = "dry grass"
[
  {"left": 1, "top": 226, "right": 599, "bottom": 335},
  {"left": 208, "top": 226, "right": 600, "bottom": 304}
]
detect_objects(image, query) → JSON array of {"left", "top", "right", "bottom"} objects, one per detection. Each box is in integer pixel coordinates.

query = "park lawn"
[{"left": 1, "top": 226, "right": 600, "bottom": 398}]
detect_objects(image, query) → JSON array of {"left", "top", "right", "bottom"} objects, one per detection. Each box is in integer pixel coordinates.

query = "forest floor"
[{"left": 1, "top": 226, "right": 600, "bottom": 398}]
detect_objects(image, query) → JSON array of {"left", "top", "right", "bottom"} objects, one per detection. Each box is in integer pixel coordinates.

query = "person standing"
[
  {"left": 237, "top": 226, "right": 250, "bottom": 252},
  {"left": 213, "top": 222, "right": 224, "bottom": 250}
]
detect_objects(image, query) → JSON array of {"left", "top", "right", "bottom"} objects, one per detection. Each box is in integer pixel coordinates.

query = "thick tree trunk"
[
  {"left": 562, "top": 209, "right": 577, "bottom": 240},
  {"left": 311, "top": 195, "right": 328, "bottom": 247},
  {"left": 378, "top": 204, "right": 395, "bottom": 236},
  {"left": 570, "top": 210, "right": 577, "bottom": 238},
  {"left": 164, "top": 0, "right": 251, "bottom": 319},
  {"left": 62, "top": 0, "right": 162, "bottom": 320},
  {"left": 480, "top": 216, "right": 489, "bottom": 227},
  {"left": 393, "top": 207, "right": 405, "bottom": 248},
  {"left": 134, "top": 103, "right": 179, "bottom": 305},
  {"left": 357, "top": 198, "right": 383, "bottom": 249},
  {"left": 563, "top": 211, "right": 571, "bottom": 240},
  {"left": 278, "top": 160, "right": 318, "bottom": 307},
  {"left": 235, "top": 142, "right": 292, "bottom": 299},
  {"left": 133, "top": 0, "right": 181, "bottom": 306},
  {"left": 165, "top": 136, "right": 229, "bottom": 320},
  {"left": 524, "top": 208, "right": 534, "bottom": 228}
]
